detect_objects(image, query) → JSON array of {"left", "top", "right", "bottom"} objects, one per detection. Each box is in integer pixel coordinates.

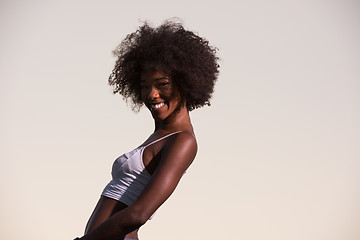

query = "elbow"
[
  {"left": 126, "top": 206, "right": 150, "bottom": 227},
  {"left": 131, "top": 213, "right": 148, "bottom": 227}
]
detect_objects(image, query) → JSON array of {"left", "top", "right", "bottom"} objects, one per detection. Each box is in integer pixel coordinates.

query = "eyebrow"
[
  {"left": 154, "top": 77, "right": 169, "bottom": 81},
  {"left": 140, "top": 77, "right": 169, "bottom": 83}
]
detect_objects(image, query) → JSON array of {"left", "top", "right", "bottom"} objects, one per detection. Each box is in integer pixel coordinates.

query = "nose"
[{"left": 148, "top": 86, "right": 160, "bottom": 100}]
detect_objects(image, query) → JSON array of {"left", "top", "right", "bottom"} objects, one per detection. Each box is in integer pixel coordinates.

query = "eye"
[{"left": 158, "top": 82, "right": 170, "bottom": 88}]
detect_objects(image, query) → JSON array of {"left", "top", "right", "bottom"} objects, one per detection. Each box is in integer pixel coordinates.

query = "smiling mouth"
[{"left": 151, "top": 102, "right": 165, "bottom": 110}]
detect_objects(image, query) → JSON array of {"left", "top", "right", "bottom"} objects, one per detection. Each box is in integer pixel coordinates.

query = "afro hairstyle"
[{"left": 108, "top": 19, "right": 219, "bottom": 111}]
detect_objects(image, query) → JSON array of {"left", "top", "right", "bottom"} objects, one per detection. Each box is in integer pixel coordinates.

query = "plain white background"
[{"left": 1, "top": 0, "right": 359, "bottom": 239}]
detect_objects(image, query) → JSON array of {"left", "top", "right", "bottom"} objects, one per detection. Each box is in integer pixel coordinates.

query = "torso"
[{"left": 85, "top": 125, "right": 195, "bottom": 239}]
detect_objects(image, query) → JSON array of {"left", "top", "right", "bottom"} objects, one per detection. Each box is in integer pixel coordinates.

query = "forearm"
[{"left": 79, "top": 208, "right": 146, "bottom": 240}]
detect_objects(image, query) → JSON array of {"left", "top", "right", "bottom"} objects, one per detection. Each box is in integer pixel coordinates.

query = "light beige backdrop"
[{"left": 1, "top": 0, "right": 359, "bottom": 239}]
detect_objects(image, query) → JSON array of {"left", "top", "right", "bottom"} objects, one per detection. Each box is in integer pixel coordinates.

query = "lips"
[{"left": 151, "top": 102, "right": 165, "bottom": 110}]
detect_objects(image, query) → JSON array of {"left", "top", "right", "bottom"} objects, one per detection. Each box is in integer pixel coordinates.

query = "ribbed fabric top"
[{"left": 101, "top": 131, "right": 182, "bottom": 207}]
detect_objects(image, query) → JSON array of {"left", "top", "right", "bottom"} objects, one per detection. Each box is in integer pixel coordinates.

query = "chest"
[{"left": 112, "top": 142, "right": 164, "bottom": 177}]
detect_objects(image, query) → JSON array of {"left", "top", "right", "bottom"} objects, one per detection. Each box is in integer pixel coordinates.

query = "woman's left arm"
[
  {"left": 79, "top": 132, "right": 197, "bottom": 240},
  {"left": 132, "top": 131, "right": 197, "bottom": 219}
]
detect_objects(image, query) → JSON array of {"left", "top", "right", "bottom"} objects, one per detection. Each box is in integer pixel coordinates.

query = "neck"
[{"left": 154, "top": 105, "right": 191, "bottom": 132}]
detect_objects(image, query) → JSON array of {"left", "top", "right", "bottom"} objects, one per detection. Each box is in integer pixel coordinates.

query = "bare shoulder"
[
  {"left": 160, "top": 130, "right": 198, "bottom": 168},
  {"left": 166, "top": 130, "right": 197, "bottom": 152}
]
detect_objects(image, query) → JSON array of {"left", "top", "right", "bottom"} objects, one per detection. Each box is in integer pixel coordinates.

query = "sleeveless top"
[{"left": 101, "top": 131, "right": 182, "bottom": 207}]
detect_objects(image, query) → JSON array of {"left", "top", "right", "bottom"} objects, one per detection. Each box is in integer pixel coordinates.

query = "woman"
[{"left": 75, "top": 19, "right": 219, "bottom": 240}]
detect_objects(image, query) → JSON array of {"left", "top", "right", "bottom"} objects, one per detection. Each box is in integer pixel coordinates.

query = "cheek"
[
  {"left": 169, "top": 94, "right": 183, "bottom": 109},
  {"left": 173, "top": 91, "right": 183, "bottom": 105}
]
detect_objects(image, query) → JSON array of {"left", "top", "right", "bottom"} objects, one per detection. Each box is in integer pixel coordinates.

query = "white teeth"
[{"left": 152, "top": 102, "right": 164, "bottom": 109}]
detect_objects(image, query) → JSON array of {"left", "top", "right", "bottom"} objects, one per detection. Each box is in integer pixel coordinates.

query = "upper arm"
[{"left": 130, "top": 132, "right": 197, "bottom": 221}]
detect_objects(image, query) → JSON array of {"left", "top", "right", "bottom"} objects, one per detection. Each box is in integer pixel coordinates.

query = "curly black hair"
[{"left": 108, "top": 19, "right": 219, "bottom": 111}]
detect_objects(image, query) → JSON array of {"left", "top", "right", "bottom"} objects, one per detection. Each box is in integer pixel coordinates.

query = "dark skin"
[{"left": 81, "top": 69, "right": 197, "bottom": 240}]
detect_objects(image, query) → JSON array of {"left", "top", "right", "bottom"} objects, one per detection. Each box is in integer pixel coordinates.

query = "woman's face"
[{"left": 140, "top": 69, "right": 182, "bottom": 122}]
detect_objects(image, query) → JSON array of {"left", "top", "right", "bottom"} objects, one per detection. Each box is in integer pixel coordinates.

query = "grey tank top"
[{"left": 101, "top": 131, "right": 182, "bottom": 207}]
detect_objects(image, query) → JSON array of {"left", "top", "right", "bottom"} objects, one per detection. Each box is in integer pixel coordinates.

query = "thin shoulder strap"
[{"left": 144, "top": 131, "right": 183, "bottom": 148}]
